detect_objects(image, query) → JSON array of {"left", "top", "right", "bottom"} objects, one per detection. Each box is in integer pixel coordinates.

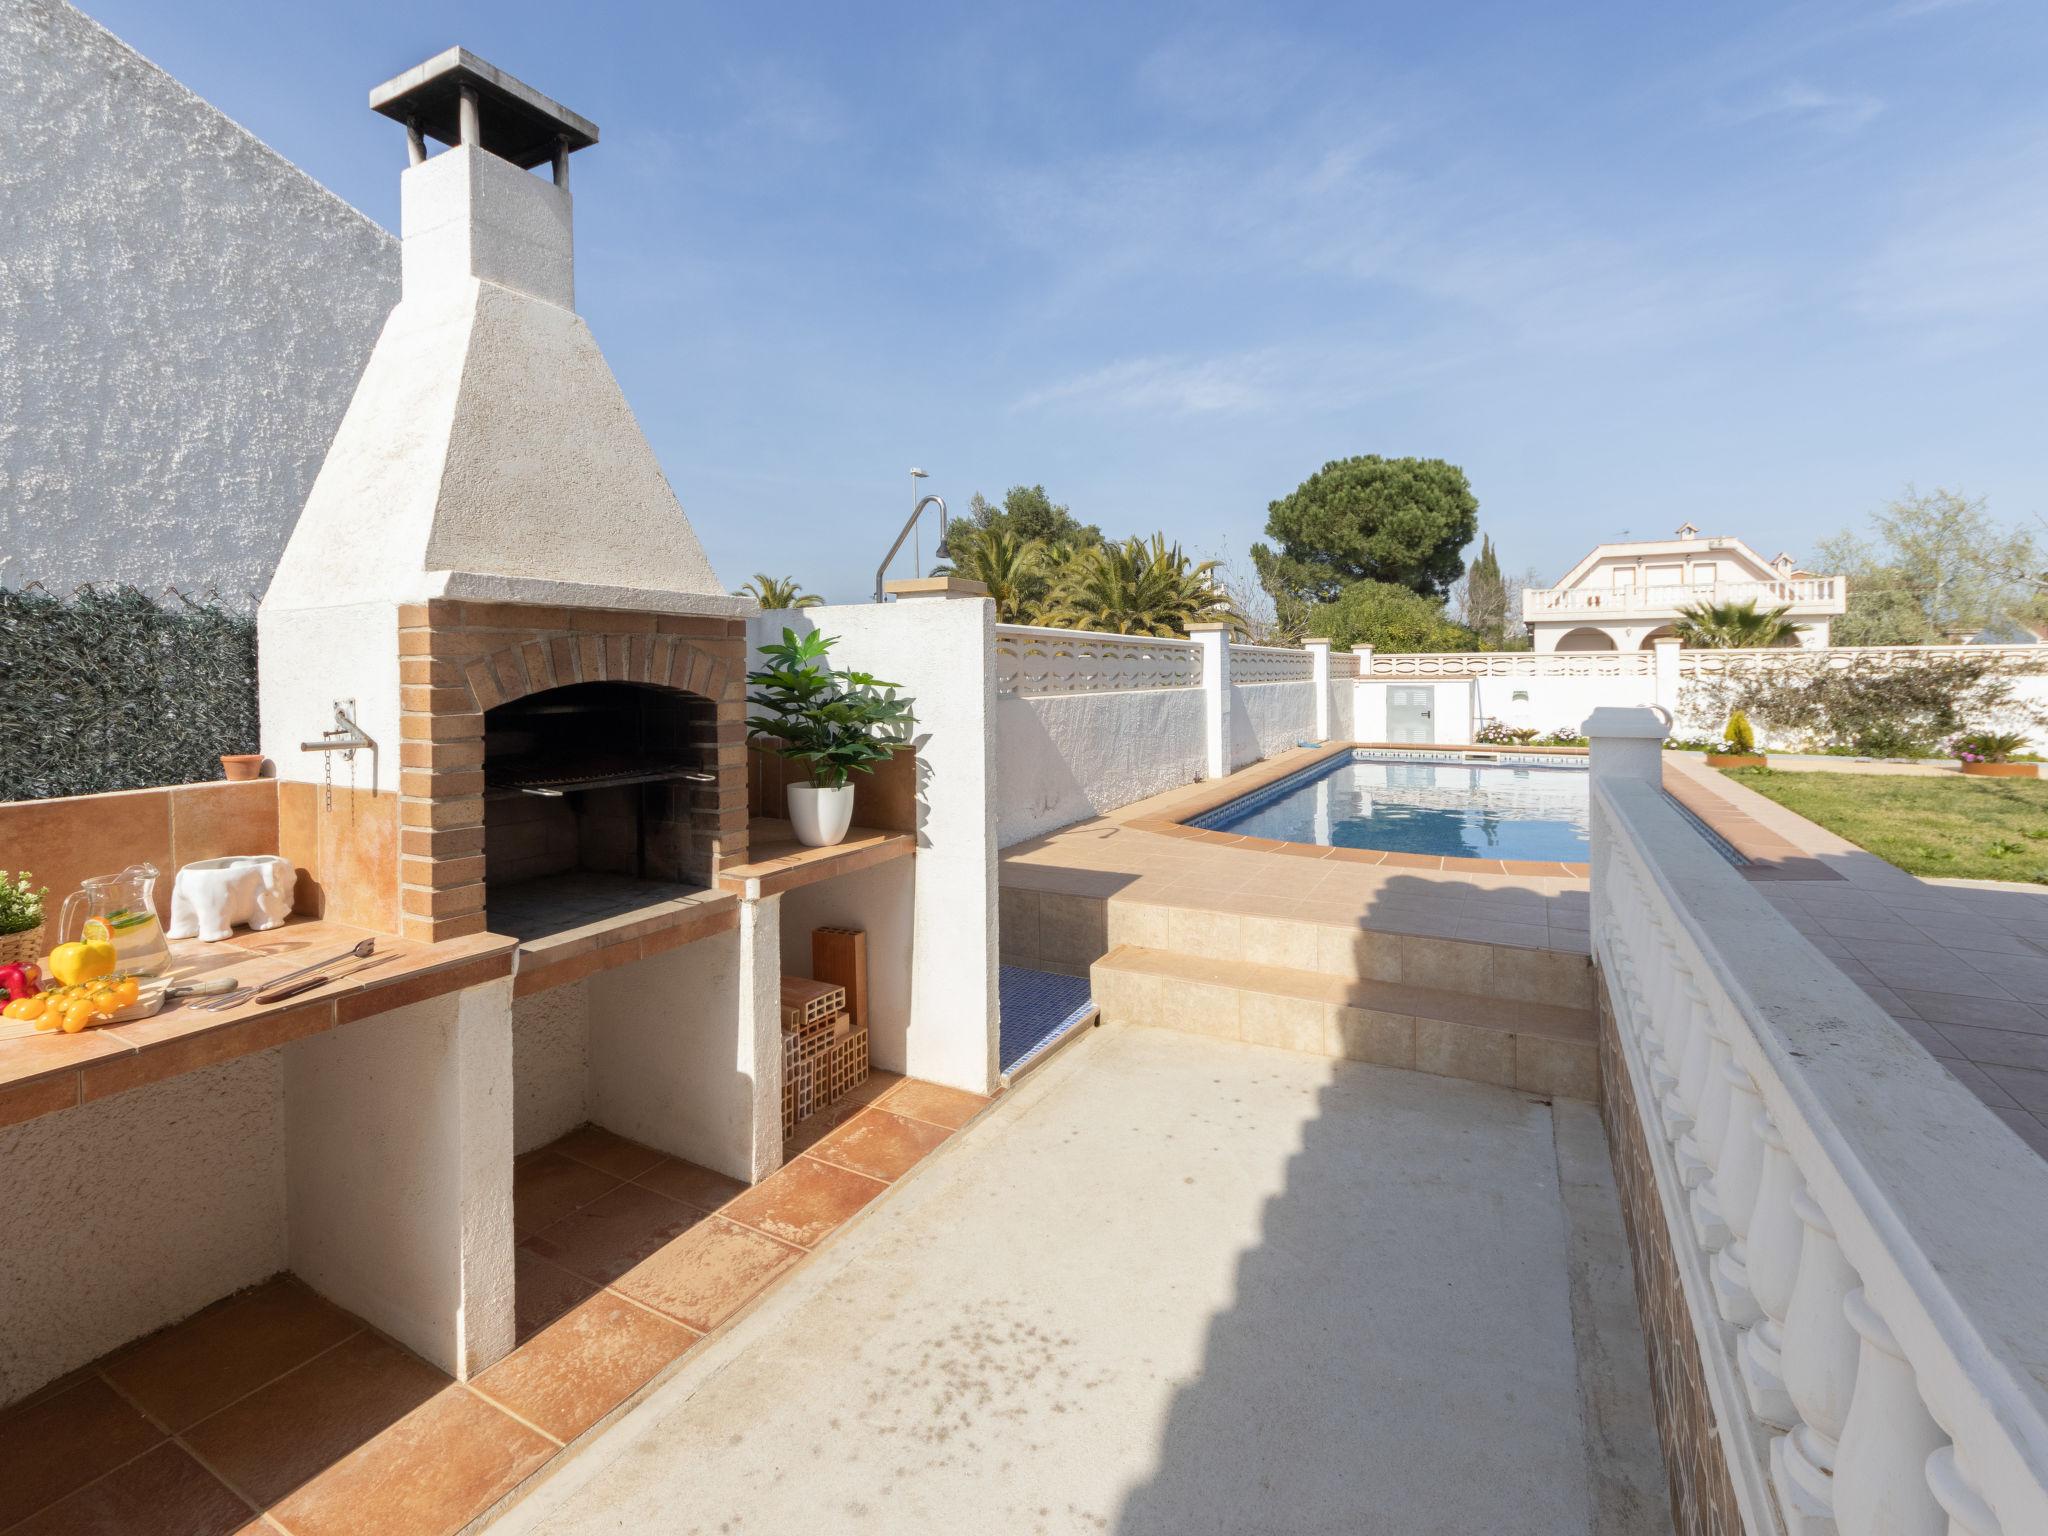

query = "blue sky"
[{"left": 81, "top": 0, "right": 2048, "bottom": 602}]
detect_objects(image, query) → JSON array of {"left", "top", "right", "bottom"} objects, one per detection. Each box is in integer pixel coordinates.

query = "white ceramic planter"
[{"left": 788, "top": 782, "right": 856, "bottom": 847}]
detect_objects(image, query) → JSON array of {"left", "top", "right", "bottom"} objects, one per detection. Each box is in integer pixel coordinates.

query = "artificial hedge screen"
[{"left": 0, "top": 585, "right": 258, "bottom": 802}]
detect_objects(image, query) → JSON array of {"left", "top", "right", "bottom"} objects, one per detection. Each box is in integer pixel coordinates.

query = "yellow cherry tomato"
[
  {"left": 62, "top": 999, "right": 101, "bottom": 1033},
  {"left": 110, "top": 976, "right": 141, "bottom": 1008},
  {"left": 3, "top": 995, "right": 47, "bottom": 1021}
]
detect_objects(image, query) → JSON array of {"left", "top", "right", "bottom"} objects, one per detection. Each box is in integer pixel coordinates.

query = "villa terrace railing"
[
  {"left": 1366, "top": 650, "right": 1655, "bottom": 679},
  {"left": 1231, "top": 643, "right": 1314, "bottom": 685},
  {"left": 1524, "top": 579, "right": 1844, "bottom": 619},
  {"left": 993, "top": 624, "right": 1202, "bottom": 697},
  {"left": 1588, "top": 733, "right": 2048, "bottom": 1535}
]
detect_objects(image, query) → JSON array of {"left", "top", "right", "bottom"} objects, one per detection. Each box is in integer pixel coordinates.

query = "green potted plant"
[
  {"left": 1707, "top": 710, "right": 1766, "bottom": 768},
  {"left": 1949, "top": 730, "right": 2037, "bottom": 779},
  {"left": 747, "top": 628, "right": 916, "bottom": 847},
  {"left": 0, "top": 872, "right": 48, "bottom": 970}
]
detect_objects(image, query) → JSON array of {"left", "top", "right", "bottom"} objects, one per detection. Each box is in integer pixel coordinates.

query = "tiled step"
[
  {"left": 1103, "top": 900, "right": 1593, "bottom": 1010},
  {"left": 1090, "top": 944, "right": 1599, "bottom": 1100}
]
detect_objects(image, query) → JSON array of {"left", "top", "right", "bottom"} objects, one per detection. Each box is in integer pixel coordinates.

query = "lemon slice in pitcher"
[{"left": 82, "top": 917, "right": 114, "bottom": 944}]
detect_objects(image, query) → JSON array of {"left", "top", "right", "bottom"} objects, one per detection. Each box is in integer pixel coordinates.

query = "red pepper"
[{"left": 0, "top": 962, "right": 40, "bottom": 1001}]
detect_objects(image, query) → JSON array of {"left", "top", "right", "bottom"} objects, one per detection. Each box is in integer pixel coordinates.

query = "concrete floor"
[{"left": 496, "top": 1025, "right": 1668, "bottom": 1536}]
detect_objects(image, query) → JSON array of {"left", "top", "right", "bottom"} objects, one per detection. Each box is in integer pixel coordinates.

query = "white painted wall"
[
  {"left": 585, "top": 910, "right": 782, "bottom": 1184},
  {"left": 752, "top": 599, "right": 1000, "bottom": 1095},
  {"left": 1475, "top": 674, "right": 1654, "bottom": 737},
  {"left": 0, "top": 1053, "right": 287, "bottom": 1405},
  {"left": 1229, "top": 681, "right": 1317, "bottom": 768},
  {"left": 285, "top": 982, "right": 516, "bottom": 1379},
  {"left": 0, "top": 0, "right": 396, "bottom": 600},
  {"left": 512, "top": 982, "right": 591, "bottom": 1155},
  {"left": 995, "top": 688, "right": 1205, "bottom": 848}
]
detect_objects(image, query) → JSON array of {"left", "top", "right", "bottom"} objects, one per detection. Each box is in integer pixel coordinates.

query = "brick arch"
[{"left": 395, "top": 600, "right": 750, "bottom": 944}]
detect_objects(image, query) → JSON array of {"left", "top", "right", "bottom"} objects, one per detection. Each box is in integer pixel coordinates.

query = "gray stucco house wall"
[{"left": 0, "top": 0, "right": 397, "bottom": 602}]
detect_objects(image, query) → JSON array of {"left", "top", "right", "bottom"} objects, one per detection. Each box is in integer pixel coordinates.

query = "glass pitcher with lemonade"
[{"left": 60, "top": 864, "right": 171, "bottom": 976}]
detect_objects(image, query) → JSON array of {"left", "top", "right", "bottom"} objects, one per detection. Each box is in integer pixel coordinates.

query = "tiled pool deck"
[
  {"left": 1002, "top": 747, "right": 1596, "bottom": 956},
  {"left": 0, "top": 1075, "right": 989, "bottom": 1536}
]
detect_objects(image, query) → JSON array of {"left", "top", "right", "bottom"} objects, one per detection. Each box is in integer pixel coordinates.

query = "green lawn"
[{"left": 1721, "top": 768, "right": 2048, "bottom": 884}]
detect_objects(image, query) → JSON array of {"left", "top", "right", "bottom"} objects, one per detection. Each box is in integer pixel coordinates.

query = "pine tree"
[{"left": 1466, "top": 535, "right": 1508, "bottom": 646}]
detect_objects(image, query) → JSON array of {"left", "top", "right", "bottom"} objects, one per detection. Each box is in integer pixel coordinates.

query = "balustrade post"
[
  {"left": 1188, "top": 623, "right": 1231, "bottom": 780},
  {"left": 1741, "top": 1113, "right": 1801, "bottom": 1428},
  {"left": 1351, "top": 643, "right": 1373, "bottom": 679},
  {"left": 1585, "top": 707, "right": 1669, "bottom": 985},
  {"left": 1305, "top": 638, "right": 1332, "bottom": 740},
  {"left": 1835, "top": 1288, "right": 1947, "bottom": 1535},
  {"left": 1683, "top": 1018, "right": 1737, "bottom": 1245},
  {"left": 1774, "top": 1187, "right": 1862, "bottom": 1535},
  {"left": 1712, "top": 1068, "right": 1767, "bottom": 1326}
]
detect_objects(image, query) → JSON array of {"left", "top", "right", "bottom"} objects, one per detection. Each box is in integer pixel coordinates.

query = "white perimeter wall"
[
  {"left": 997, "top": 688, "right": 1205, "bottom": 847},
  {"left": 1230, "top": 681, "right": 1317, "bottom": 769},
  {"left": 0, "top": 0, "right": 397, "bottom": 600}
]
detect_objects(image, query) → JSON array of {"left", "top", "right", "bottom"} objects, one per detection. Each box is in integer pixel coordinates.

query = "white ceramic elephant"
[{"left": 167, "top": 855, "right": 296, "bottom": 942}]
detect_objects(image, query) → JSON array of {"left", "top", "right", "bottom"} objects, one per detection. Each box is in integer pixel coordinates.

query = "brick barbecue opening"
[
  {"left": 397, "top": 601, "right": 751, "bottom": 946},
  {"left": 483, "top": 681, "right": 719, "bottom": 938}
]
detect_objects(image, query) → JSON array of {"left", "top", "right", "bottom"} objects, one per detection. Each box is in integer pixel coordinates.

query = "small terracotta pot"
[
  {"left": 1960, "top": 761, "right": 2038, "bottom": 778},
  {"left": 220, "top": 754, "right": 265, "bottom": 782},
  {"left": 1706, "top": 753, "right": 1767, "bottom": 769}
]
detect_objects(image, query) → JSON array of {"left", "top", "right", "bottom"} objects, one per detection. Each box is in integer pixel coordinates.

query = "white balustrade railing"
[
  {"left": 1588, "top": 720, "right": 2048, "bottom": 1536},
  {"left": 1367, "top": 650, "right": 1655, "bottom": 679},
  {"left": 993, "top": 624, "right": 1202, "bottom": 697},
  {"left": 1231, "top": 643, "right": 1314, "bottom": 684},
  {"left": 1330, "top": 650, "right": 1362, "bottom": 679},
  {"left": 1524, "top": 578, "right": 1843, "bottom": 619}
]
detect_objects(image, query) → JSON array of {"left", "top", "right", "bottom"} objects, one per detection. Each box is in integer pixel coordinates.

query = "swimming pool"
[{"left": 1191, "top": 751, "right": 1591, "bottom": 862}]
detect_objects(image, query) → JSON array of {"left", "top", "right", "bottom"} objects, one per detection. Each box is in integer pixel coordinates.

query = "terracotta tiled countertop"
[{"left": 0, "top": 917, "right": 514, "bottom": 1130}]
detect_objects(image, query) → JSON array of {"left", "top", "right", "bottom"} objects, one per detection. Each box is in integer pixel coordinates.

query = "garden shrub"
[
  {"left": 1681, "top": 650, "right": 2045, "bottom": 758},
  {"left": 0, "top": 586, "right": 258, "bottom": 802}
]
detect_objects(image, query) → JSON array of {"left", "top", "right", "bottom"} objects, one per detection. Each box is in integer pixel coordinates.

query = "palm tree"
[
  {"left": 932, "top": 524, "right": 1046, "bottom": 623},
  {"left": 1039, "top": 535, "right": 1246, "bottom": 637},
  {"left": 736, "top": 574, "right": 822, "bottom": 610},
  {"left": 1670, "top": 598, "right": 1800, "bottom": 649}
]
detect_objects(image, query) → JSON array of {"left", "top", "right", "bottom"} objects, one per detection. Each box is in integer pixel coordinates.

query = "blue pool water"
[{"left": 1194, "top": 753, "right": 1591, "bottom": 862}]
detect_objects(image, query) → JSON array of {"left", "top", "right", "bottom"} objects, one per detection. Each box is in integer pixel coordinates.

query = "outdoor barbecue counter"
[
  {"left": 0, "top": 820, "right": 915, "bottom": 1132},
  {"left": 0, "top": 917, "right": 517, "bottom": 1131}
]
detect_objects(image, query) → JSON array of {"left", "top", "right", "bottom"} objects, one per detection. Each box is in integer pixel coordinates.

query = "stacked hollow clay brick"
[
  {"left": 780, "top": 975, "right": 868, "bottom": 1136},
  {"left": 394, "top": 600, "right": 751, "bottom": 944}
]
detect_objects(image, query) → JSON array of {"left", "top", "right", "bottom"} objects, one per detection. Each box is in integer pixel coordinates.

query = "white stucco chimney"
[{"left": 260, "top": 49, "right": 745, "bottom": 785}]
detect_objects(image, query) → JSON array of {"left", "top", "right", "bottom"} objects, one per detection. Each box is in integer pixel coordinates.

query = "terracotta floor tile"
[
  {"left": 514, "top": 1151, "right": 623, "bottom": 1240},
  {"left": 809, "top": 1108, "right": 954, "bottom": 1182},
  {"left": 0, "top": 1375, "right": 165, "bottom": 1528},
  {"left": 879, "top": 1079, "right": 989, "bottom": 1131},
  {"left": 183, "top": 1330, "right": 447, "bottom": 1509},
  {"left": 543, "top": 1123, "right": 665, "bottom": 1181},
  {"left": 522, "top": 1182, "right": 703, "bottom": 1287},
  {"left": 102, "top": 1277, "right": 361, "bottom": 1432},
  {"left": 514, "top": 1248, "right": 602, "bottom": 1346},
  {"left": 8, "top": 1442, "right": 252, "bottom": 1536},
  {"left": 474, "top": 1290, "right": 698, "bottom": 1443},
  {"left": 612, "top": 1216, "right": 803, "bottom": 1332},
  {"left": 633, "top": 1155, "right": 747, "bottom": 1214},
  {"left": 720, "top": 1155, "right": 888, "bottom": 1248},
  {"left": 267, "top": 1385, "right": 552, "bottom": 1536}
]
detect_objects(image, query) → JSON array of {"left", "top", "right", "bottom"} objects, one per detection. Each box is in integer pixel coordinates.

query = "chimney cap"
[{"left": 371, "top": 47, "right": 598, "bottom": 170}]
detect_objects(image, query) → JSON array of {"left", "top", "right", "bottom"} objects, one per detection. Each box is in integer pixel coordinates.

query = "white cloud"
[
  {"left": 1722, "top": 79, "right": 1884, "bottom": 132},
  {"left": 1013, "top": 353, "right": 1288, "bottom": 416}
]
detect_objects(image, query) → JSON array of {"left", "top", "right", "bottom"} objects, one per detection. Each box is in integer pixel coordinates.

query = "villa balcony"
[{"left": 1523, "top": 578, "right": 1846, "bottom": 623}]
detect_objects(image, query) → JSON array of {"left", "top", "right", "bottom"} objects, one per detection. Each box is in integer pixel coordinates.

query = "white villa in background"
[{"left": 1522, "top": 524, "right": 1845, "bottom": 652}]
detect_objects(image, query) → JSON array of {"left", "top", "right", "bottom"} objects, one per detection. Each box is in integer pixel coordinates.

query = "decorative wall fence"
[
  {"left": 1362, "top": 648, "right": 1654, "bottom": 679},
  {"left": 993, "top": 624, "right": 1334, "bottom": 846},
  {"left": 1586, "top": 715, "right": 2048, "bottom": 1535},
  {"left": 993, "top": 625, "right": 1202, "bottom": 697}
]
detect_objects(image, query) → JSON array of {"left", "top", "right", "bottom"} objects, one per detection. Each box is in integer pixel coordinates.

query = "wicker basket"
[{"left": 0, "top": 923, "right": 45, "bottom": 969}]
